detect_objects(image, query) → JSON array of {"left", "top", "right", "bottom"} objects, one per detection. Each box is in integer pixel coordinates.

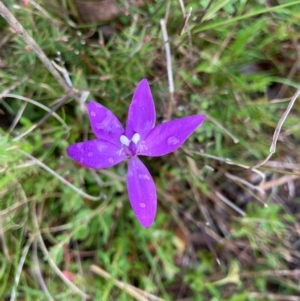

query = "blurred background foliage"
[{"left": 1, "top": 0, "right": 300, "bottom": 300}]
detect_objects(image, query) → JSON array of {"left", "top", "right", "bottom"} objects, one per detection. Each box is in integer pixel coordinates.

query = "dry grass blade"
[
  {"left": 263, "top": 161, "right": 300, "bottom": 170},
  {"left": 90, "top": 265, "right": 149, "bottom": 301},
  {"left": 0, "top": 75, "right": 28, "bottom": 99},
  {"left": 30, "top": 93, "right": 71, "bottom": 129},
  {"left": 0, "top": 197, "right": 32, "bottom": 217},
  {"left": 32, "top": 239, "right": 55, "bottom": 301},
  {"left": 90, "top": 264, "right": 167, "bottom": 301},
  {"left": 248, "top": 292, "right": 300, "bottom": 301},
  {"left": 188, "top": 150, "right": 266, "bottom": 187},
  {"left": 205, "top": 113, "right": 239, "bottom": 144},
  {"left": 17, "top": 149, "right": 102, "bottom": 201},
  {"left": 3, "top": 93, "right": 69, "bottom": 141},
  {"left": 8, "top": 102, "right": 27, "bottom": 133},
  {"left": 0, "top": 219, "right": 10, "bottom": 259},
  {"left": 186, "top": 157, "right": 214, "bottom": 226},
  {"left": 0, "top": 160, "right": 36, "bottom": 173},
  {"left": 10, "top": 236, "right": 34, "bottom": 301}
]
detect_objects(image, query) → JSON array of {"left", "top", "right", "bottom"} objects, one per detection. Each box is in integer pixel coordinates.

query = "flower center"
[{"left": 120, "top": 133, "right": 141, "bottom": 156}]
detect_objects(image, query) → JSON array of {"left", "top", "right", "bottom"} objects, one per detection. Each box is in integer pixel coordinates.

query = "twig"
[
  {"left": 215, "top": 191, "right": 246, "bottom": 216},
  {"left": 253, "top": 85, "right": 300, "bottom": 168},
  {"left": 178, "top": 0, "right": 185, "bottom": 15},
  {"left": 160, "top": 18, "right": 174, "bottom": 120},
  {"left": 160, "top": 19, "right": 174, "bottom": 93},
  {"left": 225, "top": 172, "right": 265, "bottom": 194},
  {"left": 178, "top": 7, "right": 192, "bottom": 36},
  {"left": 287, "top": 176, "right": 296, "bottom": 198},
  {"left": 269, "top": 89, "right": 300, "bottom": 152},
  {"left": 51, "top": 60, "right": 73, "bottom": 87},
  {"left": 276, "top": 39, "right": 300, "bottom": 99},
  {"left": 261, "top": 174, "right": 299, "bottom": 191},
  {"left": 78, "top": 90, "right": 90, "bottom": 113},
  {"left": 177, "top": 0, "right": 194, "bottom": 68},
  {"left": 0, "top": 2, "right": 73, "bottom": 94},
  {"left": 164, "top": 0, "right": 171, "bottom": 23}
]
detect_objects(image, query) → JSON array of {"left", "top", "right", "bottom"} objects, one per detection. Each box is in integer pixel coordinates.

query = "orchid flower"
[{"left": 67, "top": 79, "right": 206, "bottom": 227}]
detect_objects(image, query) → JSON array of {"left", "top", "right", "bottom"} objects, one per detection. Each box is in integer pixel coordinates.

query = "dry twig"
[
  {"left": 160, "top": 18, "right": 174, "bottom": 120},
  {"left": 261, "top": 174, "right": 299, "bottom": 191},
  {"left": 253, "top": 86, "right": 300, "bottom": 168}
]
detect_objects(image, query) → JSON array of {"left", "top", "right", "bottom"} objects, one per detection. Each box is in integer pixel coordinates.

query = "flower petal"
[
  {"left": 67, "top": 139, "right": 126, "bottom": 169},
  {"left": 125, "top": 79, "right": 156, "bottom": 140},
  {"left": 127, "top": 157, "right": 157, "bottom": 228},
  {"left": 87, "top": 101, "right": 124, "bottom": 145},
  {"left": 139, "top": 115, "right": 206, "bottom": 156}
]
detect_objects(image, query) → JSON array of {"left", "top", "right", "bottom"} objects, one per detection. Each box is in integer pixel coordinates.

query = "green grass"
[{"left": 1, "top": 0, "right": 300, "bottom": 300}]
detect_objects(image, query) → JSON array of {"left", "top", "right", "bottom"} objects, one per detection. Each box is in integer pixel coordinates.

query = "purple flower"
[{"left": 67, "top": 79, "right": 206, "bottom": 228}]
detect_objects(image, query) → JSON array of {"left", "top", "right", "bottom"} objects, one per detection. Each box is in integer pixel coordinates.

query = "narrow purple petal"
[
  {"left": 139, "top": 115, "right": 206, "bottom": 157},
  {"left": 87, "top": 101, "right": 124, "bottom": 146},
  {"left": 67, "top": 139, "right": 126, "bottom": 169},
  {"left": 125, "top": 79, "right": 156, "bottom": 140},
  {"left": 127, "top": 157, "right": 157, "bottom": 228}
]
